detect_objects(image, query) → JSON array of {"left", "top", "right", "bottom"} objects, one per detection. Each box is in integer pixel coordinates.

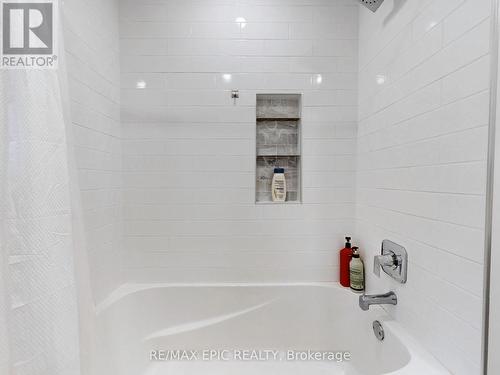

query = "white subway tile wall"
[
  {"left": 59, "top": 1, "right": 491, "bottom": 372},
  {"left": 356, "top": 0, "right": 490, "bottom": 374},
  {"left": 119, "top": 0, "right": 358, "bottom": 283},
  {"left": 63, "top": 0, "right": 123, "bottom": 302}
]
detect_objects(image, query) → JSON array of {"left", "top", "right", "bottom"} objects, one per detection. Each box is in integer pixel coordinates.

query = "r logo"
[{"left": 3, "top": 2, "right": 53, "bottom": 55}]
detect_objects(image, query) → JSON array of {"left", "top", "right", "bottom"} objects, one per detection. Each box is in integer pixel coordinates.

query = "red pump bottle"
[{"left": 339, "top": 236, "right": 353, "bottom": 287}]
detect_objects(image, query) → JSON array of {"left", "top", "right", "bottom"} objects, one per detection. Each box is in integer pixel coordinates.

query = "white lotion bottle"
[
  {"left": 349, "top": 247, "right": 365, "bottom": 293},
  {"left": 271, "top": 168, "right": 287, "bottom": 202}
]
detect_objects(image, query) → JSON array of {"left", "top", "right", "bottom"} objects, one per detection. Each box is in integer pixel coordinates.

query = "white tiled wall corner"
[
  {"left": 62, "top": 0, "right": 122, "bottom": 303},
  {"left": 119, "top": 0, "right": 358, "bottom": 283},
  {"left": 488, "top": 23, "right": 500, "bottom": 373},
  {"left": 356, "top": 0, "right": 490, "bottom": 374}
]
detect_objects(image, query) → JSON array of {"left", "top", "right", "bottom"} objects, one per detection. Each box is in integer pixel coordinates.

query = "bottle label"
[
  {"left": 272, "top": 175, "right": 286, "bottom": 201},
  {"left": 350, "top": 268, "right": 364, "bottom": 290}
]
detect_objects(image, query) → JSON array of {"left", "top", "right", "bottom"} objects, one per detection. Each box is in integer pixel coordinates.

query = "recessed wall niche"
[{"left": 256, "top": 94, "right": 302, "bottom": 203}]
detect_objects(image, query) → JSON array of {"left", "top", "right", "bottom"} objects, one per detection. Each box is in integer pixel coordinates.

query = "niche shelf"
[{"left": 255, "top": 94, "right": 302, "bottom": 204}]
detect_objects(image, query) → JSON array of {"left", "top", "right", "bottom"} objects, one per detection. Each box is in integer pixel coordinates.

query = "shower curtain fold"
[{"left": 0, "top": 12, "right": 95, "bottom": 375}]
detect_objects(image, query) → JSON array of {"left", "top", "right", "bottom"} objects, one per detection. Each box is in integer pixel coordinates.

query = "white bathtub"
[{"left": 95, "top": 283, "right": 450, "bottom": 375}]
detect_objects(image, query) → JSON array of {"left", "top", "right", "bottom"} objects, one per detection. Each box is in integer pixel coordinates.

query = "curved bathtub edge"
[
  {"left": 95, "top": 282, "right": 343, "bottom": 316},
  {"left": 141, "top": 299, "right": 277, "bottom": 342}
]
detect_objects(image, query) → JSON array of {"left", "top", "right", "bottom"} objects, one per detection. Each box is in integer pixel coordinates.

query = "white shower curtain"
[{"left": 0, "top": 11, "right": 95, "bottom": 375}]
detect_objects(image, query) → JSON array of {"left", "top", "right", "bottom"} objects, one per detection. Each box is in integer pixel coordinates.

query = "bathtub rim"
[
  {"left": 95, "top": 282, "right": 451, "bottom": 375},
  {"left": 96, "top": 282, "right": 349, "bottom": 315}
]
